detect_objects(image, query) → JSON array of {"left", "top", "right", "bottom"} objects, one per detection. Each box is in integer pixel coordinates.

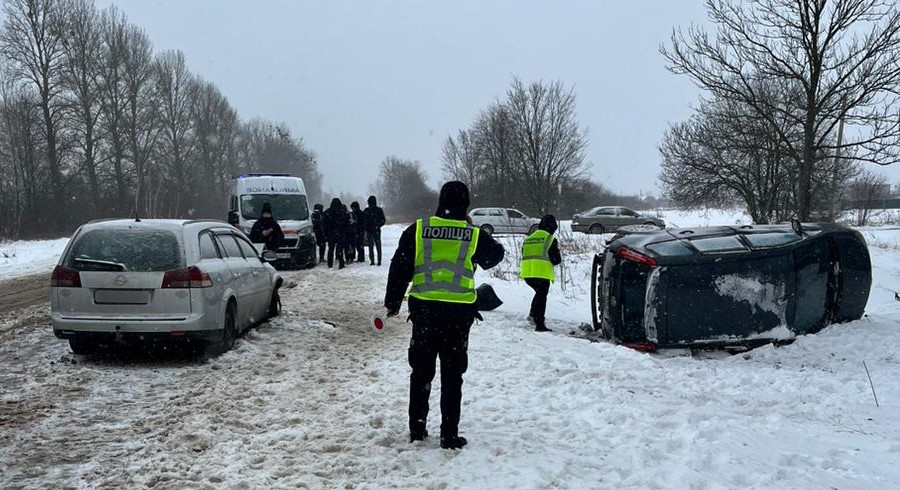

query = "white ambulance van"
[{"left": 227, "top": 174, "right": 316, "bottom": 268}]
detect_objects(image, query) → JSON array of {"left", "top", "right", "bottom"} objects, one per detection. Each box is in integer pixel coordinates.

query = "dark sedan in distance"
[{"left": 572, "top": 207, "right": 665, "bottom": 234}]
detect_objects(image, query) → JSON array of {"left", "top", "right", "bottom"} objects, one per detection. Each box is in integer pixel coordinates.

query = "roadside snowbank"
[{"left": 0, "top": 238, "right": 69, "bottom": 279}]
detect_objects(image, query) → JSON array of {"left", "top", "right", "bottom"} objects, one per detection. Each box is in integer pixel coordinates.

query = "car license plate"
[
  {"left": 276, "top": 252, "right": 292, "bottom": 260},
  {"left": 94, "top": 289, "right": 151, "bottom": 305}
]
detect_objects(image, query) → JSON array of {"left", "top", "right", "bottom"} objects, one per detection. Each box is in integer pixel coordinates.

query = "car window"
[
  {"left": 743, "top": 233, "right": 802, "bottom": 249},
  {"left": 199, "top": 232, "right": 221, "bottom": 259},
  {"left": 235, "top": 236, "right": 260, "bottom": 260},
  {"left": 489, "top": 209, "right": 504, "bottom": 216},
  {"left": 471, "top": 210, "right": 486, "bottom": 216},
  {"left": 689, "top": 236, "right": 748, "bottom": 253},
  {"left": 216, "top": 234, "right": 244, "bottom": 258},
  {"left": 67, "top": 228, "right": 182, "bottom": 272},
  {"left": 618, "top": 208, "right": 637, "bottom": 217},
  {"left": 507, "top": 209, "right": 524, "bottom": 219},
  {"left": 596, "top": 208, "right": 616, "bottom": 216},
  {"left": 646, "top": 241, "right": 694, "bottom": 256}
]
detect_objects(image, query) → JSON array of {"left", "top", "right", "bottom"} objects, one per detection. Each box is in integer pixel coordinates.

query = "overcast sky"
[{"left": 96, "top": 0, "right": 900, "bottom": 198}]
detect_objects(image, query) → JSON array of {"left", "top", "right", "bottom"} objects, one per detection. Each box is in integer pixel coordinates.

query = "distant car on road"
[
  {"left": 572, "top": 206, "right": 665, "bottom": 234},
  {"left": 469, "top": 207, "right": 541, "bottom": 235},
  {"left": 51, "top": 219, "right": 283, "bottom": 355},
  {"left": 591, "top": 223, "right": 871, "bottom": 351}
]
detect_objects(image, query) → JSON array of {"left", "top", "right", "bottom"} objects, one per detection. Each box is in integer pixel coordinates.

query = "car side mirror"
[
  {"left": 261, "top": 250, "right": 277, "bottom": 262},
  {"left": 228, "top": 210, "right": 239, "bottom": 226}
]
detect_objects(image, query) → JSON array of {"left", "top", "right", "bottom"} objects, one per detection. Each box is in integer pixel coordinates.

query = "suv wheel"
[
  {"left": 480, "top": 224, "right": 494, "bottom": 235},
  {"left": 68, "top": 336, "right": 98, "bottom": 355},
  {"left": 216, "top": 304, "right": 237, "bottom": 354}
]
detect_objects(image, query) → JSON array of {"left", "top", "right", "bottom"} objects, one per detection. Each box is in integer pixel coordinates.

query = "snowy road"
[{"left": 1, "top": 220, "right": 899, "bottom": 489}]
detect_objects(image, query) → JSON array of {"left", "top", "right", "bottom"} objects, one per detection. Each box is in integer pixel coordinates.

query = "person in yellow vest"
[
  {"left": 520, "top": 215, "right": 562, "bottom": 332},
  {"left": 384, "top": 181, "right": 505, "bottom": 450}
]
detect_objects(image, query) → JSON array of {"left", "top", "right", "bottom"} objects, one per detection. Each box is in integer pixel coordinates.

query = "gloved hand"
[{"left": 386, "top": 308, "right": 400, "bottom": 318}]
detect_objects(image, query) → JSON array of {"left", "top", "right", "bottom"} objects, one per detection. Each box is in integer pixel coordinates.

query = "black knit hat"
[
  {"left": 261, "top": 203, "right": 273, "bottom": 216},
  {"left": 436, "top": 181, "right": 470, "bottom": 220}
]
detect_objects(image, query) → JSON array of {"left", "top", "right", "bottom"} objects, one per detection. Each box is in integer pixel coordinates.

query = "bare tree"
[
  {"left": 663, "top": 0, "right": 900, "bottom": 220},
  {"left": 192, "top": 80, "right": 239, "bottom": 217},
  {"left": 376, "top": 156, "right": 434, "bottom": 220},
  {"left": 1, "top": 0, "right": 68, "bottom": 225},
  {"left": 440, "top": 131, "right": 480, "bottom": 195},
  {"left": 154, "top": 49, "right": 196, "bottom": 216},
  {"left": 97, "top": 5, "right": 131, "bottom": 212},
  {"left": 0, "top": 82, "right": 47, "bottom": 235},
  {"left": 121, "top": 23, "right": 158, "bottom": 216},
  {"left": 506, "top": 78, "right": 589, "bottom": 215},
  {"left": 847, "top": 168, "right": 889, "bottom": 225},
  {"left": 60, "top": 0, "right": 103, "bottom": 215}
]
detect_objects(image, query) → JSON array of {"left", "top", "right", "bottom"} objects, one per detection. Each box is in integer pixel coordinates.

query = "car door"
[
  {"left": 196, "top": 230, "right": 231, "bottom": 325},
  {"left": 594, "top": 207, "right": 618, "bottom": 232},
  {"left": 507, "top": 209, "right": 527, "bottom": 234},
  {"left": 617, "top": 208, "right": 642, "bottom": 227},
  {"left": 234, "top": 234, "right": 271, "bottom": 322},
  {"left": 214, "top": 232, "right": 254, "bottom": 328}
]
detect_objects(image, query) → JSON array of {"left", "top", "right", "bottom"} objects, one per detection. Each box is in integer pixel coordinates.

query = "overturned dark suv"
[{"left": 591, "top": 223, "right": 871, "bottom": 350}]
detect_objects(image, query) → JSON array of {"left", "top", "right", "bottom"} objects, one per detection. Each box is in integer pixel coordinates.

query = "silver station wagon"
[{"left": 51, "top": 219, "right": 283, "bottom": 355}]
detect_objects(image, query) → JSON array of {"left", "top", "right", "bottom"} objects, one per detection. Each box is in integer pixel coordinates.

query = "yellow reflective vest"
[
  {"left": 520, "top": 229, "right": 556, "bottom": 281},
  {"left": 409, "top": 216, "right": 480, "bottom": 304}
]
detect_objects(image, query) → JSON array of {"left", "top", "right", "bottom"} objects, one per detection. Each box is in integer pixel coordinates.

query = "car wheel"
[
  {"left": 268, "top": 289, "right": 282, "bottom": 318},
  {"left": 480, "top": 224, "right": 494, "bottom": 235},
  {"left": 528, "top": 224, "right": 539, "bottom": 234},
  {"left": 217, "top": 303, "right": 237, "bottom": 354},
  {"left": 68, "top": 336, "right": 98, "bottom": 355},
  {"left": 589, "top": 224, "right": 605, "bottom": 235}
]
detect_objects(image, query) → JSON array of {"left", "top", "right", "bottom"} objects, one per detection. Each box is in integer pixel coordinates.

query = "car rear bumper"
[{"left": 51, "top": 312, "right": 214, "bottom": 337}]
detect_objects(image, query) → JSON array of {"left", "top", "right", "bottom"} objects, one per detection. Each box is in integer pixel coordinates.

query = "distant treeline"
[{"left": 0, "top": 0, "right": 322, "bottom": 239}]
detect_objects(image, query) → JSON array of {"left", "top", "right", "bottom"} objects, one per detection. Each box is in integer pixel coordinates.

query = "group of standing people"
[{"left": 311, "top": 195, "right": 386, "bottom": 269}]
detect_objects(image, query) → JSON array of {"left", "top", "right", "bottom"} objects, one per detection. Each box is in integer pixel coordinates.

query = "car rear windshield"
[
  {"left": 743, "top": 232, "right": 802, "bottom": 249},
  {"left": 67, "top": 228, "right": 182, "bottom": 272}
]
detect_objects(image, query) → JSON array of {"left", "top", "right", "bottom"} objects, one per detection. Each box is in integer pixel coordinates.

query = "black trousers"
[
  {"left": 408, "top": 316, "right": 472, "bottom": 438},
  {"left": 326, "top": 239, "right": 344, "bottom": 268},
  {"left": 355, "top": 231, "right": 366, "bottom": 261},
  {"left": 316, "top": 237, "right": 326, "bottom": 262},
  {"left": 367, "top": 228, "right": 382, "bottom": 265},
  {"left": 525, "top": 278, "right": 550, "bottom": 325}
]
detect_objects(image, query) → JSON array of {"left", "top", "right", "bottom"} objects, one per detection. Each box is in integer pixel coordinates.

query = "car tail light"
[
  {"left": 51, "top": 265, "right": 82, "bottom": 287},
  {"left": 162, "top": 266, "right": 213, "bottom": 288},
  {"left": 622, "top": 341, "right": 658, "bottom": 352},
  {"left": 615, "top": 247, "right": 657, "bottom": 267}
]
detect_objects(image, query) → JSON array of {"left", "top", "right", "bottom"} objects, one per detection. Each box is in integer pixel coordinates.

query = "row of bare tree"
[
  {"left": 0, "top": 0, "right": 322, "bottom": 239},
  {"left": 660, "top": 0, "right": 900, "bottom": 224},
  {"left": 441, "top": 78, "right": 594, "bottom": 218}
]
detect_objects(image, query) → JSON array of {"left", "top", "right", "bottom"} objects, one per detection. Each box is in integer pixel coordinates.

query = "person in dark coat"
[
  {"left": 363, "top": 195, "right": 386, "bottom": 266},
  {"left": 323, "top": 198, "right": 348, "bottom": 269},
  {"left": 343, "top": 204, "right": 356, "bottom": 263},
  {"left": 311, "top": 203, "right": 326, "bottom": 263},
  {"left": 350, "top": 201, "right": 367, "bottom": 263},
  {"left": 522, "top": 215, "right": 562, "bottom": 332},
  {"left": 385, "top": 181, "right": 505, "bottom": 450},
  {"left": 249, "top": 203, "right": 284, "bottom": 251}
]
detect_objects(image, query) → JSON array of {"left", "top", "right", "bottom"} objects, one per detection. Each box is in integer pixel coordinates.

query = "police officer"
[
  {"left": 520, "top": 215, "right": 562, "bottom": 332},
  {"left": 385, "top": 181, "right": 504, "bottom": 450}
]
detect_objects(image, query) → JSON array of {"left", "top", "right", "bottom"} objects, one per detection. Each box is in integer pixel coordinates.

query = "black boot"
[
  {"left": 440, "top": 435, "right": 468, "bottom": 450},
  {"left": 410, "top": 430, "right": 429, "bottom": 443}
]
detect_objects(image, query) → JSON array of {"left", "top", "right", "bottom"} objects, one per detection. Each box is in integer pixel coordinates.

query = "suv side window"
[
  {"left": 199, "top": 232, "right": 221, "bottom": 259},
  {"left": 507, "top": 209, "right": 524, "bottom": 219},
  {"left": 216, "top": 234, "right": 244, "bottom": 258},
  {"left": 235, "top": 236, "right": 260, "bottom": 260}
]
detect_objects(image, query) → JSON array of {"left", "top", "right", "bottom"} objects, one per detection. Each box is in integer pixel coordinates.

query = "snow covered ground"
[
  {"left": 0, "top": 238, "right": 69, "bottom": 280},
  {"left": 1, "top": 210, "right": 898, "bottom": 489}
]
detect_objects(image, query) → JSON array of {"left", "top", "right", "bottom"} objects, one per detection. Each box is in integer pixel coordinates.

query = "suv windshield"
[
  {"left": 67, "top": 229, "right": 182, "bottom": 272},
  {"left": 241, "top": 194, "right": 309, "bottom": 221}
]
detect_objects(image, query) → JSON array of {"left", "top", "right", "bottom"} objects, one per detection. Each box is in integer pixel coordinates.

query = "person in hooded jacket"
[
  {"left": 519, "top": 215, "right": 562, "bottom": 332},
  {"left": 343, "top": 203, "right": 356, "bottom": 263},
  {"left": 350, "top": 201, "right": 367, "bottom": 263},
  {"left": 249, "top": 203, "right": 284, "bottom": 251},
  {"left": 385, "top": 181, "right": 505, "bottom": 450},
  {"left": 323, "top": 198, "right": 349, "bottom": 269},
  {"left": 364, "top": 195, "right": 386, "bottom": 266},
  {"left": 311, "top": 203, "right": 326, "bottom": 263}
]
